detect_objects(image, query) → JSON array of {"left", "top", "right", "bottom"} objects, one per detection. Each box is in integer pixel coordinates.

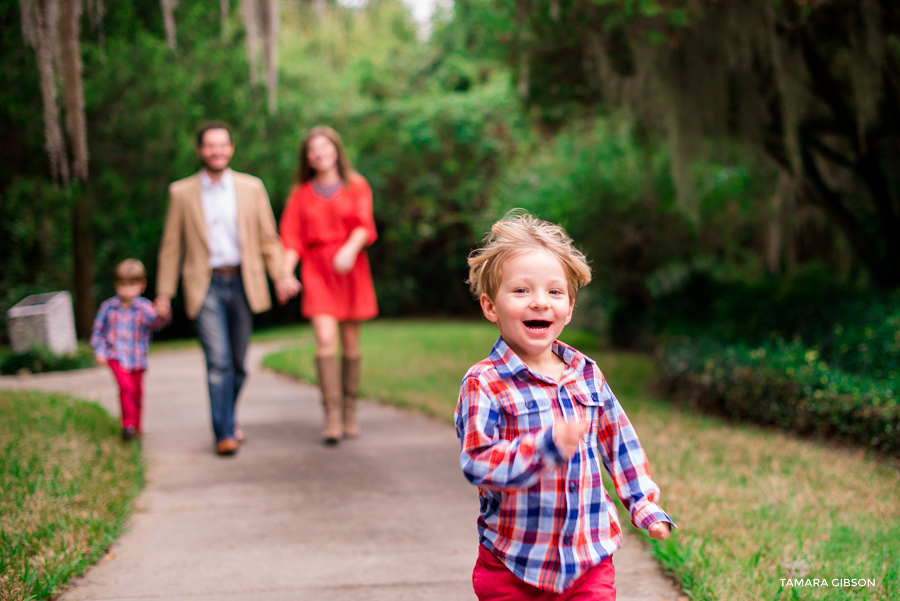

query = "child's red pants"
[
  {"left": 108, "top": 360, "right": 145, "bottom": 432},
  {"left": 473, "top": 544, "right": 616, "bottom": 601}
]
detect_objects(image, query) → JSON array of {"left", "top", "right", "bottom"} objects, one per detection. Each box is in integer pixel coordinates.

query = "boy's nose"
[{"left": 530, "top": 294, "right": 550, "bottom": 309}]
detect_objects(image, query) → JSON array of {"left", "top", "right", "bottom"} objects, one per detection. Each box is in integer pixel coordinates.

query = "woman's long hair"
[{"left": 295, "top": 126, "right": 357, "bottom": 185}]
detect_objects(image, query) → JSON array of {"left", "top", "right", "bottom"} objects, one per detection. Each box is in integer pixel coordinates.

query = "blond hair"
[
  {"left": 114, "top": 259, "right": 147, "bottom": 285},
  {"left": 467, "top": 212, "right": 592, "bottom": 300}
]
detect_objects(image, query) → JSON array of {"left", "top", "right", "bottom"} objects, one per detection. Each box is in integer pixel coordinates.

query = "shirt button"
[
  {"left": 563, "top": 534, "right": 572, "bottom": 544},
  {"left": 568, "top": 482, "right": 577, "bottom": 493},
  {"left": 526, "top": 400, "right": 536, "bottom": 409}
]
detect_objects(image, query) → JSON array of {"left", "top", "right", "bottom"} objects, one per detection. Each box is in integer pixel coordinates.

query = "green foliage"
[
  {"left": 657, "top": 335, "right": 900, "bottom": 457},
  {"left": 0, "top": 390, "right": 144, "bottom": 600},
  {"left": 489, "top": 117, "right": 779, "bottom": 347},
  {"left": 0, "top": 344, "right": 95, "bottom": 376}
]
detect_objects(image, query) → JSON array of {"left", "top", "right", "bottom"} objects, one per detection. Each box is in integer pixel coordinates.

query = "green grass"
[
  {"left": 263, "top": 319, "right": 899, "bottom": 601},
  {"left": 0, "top": 391, "right": 145, "bottom": 601}
]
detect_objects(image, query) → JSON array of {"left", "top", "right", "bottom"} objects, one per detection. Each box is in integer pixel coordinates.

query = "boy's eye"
[{"left": 513, "top": 288, "right": 527, "bottom": 294}]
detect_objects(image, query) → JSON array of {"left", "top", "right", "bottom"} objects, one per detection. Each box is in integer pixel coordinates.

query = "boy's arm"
[
  {"left": 90, "top": 303, "right": 110, "bottom": 364},
  {"left": 455, "top": 373, "right": 566, "bottom": 492},
  {"left": 142, "top": 299, "right": 171, "bottom": 331},
  {"left": 597, "top": 381, "right": 676, "bottom": 533}
]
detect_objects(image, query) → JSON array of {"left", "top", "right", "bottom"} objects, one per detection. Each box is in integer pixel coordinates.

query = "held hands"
[
  {"left": 552, "top": 420, "right": 589, "bottom": 458},
  {"left": 275, "top": 275, "right": 302, "bottom": 305},
  {"left": 95, "top": 356, "right": 108, "bottom": 367},
  {"left": 648, "top": 522, "right": 672, "bottom": 541},
  {"left": 154, "top": 297, "right": 171, "bottom": 320}
]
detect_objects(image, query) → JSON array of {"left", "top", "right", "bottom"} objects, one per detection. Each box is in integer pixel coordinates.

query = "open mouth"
[{"left": 523, "top": 320, "right": 552, "bottom": 332}]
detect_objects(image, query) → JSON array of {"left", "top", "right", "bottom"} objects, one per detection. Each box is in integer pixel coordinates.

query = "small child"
[
  {"left": 455, "top": 213, "right": 674, "bottom": 600},
  {"left": 91, "top": 259, "right": 170, "bottom": 440}
]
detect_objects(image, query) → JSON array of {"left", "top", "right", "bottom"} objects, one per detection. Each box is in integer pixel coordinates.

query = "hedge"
[{"left": 656, "top": 337, "right": 900, "bottom": 457}]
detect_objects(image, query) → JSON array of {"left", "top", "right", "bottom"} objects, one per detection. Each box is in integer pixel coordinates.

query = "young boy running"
[{"left": 455, "top": 213, "right": 674, "bottom": 600}]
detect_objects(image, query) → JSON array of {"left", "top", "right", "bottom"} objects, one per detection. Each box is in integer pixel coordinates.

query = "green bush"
[
  {"left": 0, "top": 344, "right": 95, "bottom": 375},
  {"left": 657, "top": 336, "right": 900, "bottom": 456}
]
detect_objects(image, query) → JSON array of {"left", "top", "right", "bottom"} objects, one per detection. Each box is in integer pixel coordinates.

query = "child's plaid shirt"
[
  {"left": 455, "top": 337, "right": 674, "bottom": 593},
  {"left": 90, "top": 296, "right": 170, "bottom": 371}
]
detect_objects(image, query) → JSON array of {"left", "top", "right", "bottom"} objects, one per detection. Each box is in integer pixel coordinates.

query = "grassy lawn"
[
  {"left": 0, "top": 391, "right": 144, "bottom": 601},
  {"left": 263, "top": 319, "right": 899, "bottom": 601}
]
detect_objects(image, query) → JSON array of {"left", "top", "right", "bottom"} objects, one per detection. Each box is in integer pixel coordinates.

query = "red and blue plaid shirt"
[
  {"left": 455, "top": 337, "right": 674, "bottom": 593},
  {"left": 90, "top": 296, "right": 170, "bottom": 371}
]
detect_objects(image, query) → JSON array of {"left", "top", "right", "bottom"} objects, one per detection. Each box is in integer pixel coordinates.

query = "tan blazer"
[{"left": 156, "top": 171, "right": 285, "bottom": 320}]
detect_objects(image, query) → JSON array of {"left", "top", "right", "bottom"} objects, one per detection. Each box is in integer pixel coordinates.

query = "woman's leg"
[
  {"left": 338, "top": 321, "right": 362, "bottom": 437},
  {"left": 311, "top": 315, "right": 342, "bottom": 443},
  {"left": 311, "top": 315, "right": 340, "bottom": 357}
]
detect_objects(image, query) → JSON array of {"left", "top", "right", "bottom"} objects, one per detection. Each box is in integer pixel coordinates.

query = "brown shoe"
[{"left": 216, "top": 438, "right": 239, "bottom": 455}]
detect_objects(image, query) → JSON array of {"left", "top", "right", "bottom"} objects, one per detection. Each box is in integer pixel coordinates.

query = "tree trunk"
[
  {"left": 241, "top": 0, "right": 260, "bottom": 85},
  {"left": 60, "top": 0, "right": 87, "bottom": 181},
  {"left": 161, "top": 0, "right": 177, "bottom": 50},
  {"left": 72, "top": 188, "right": 95, "bottom": 338},
  {"left": 260, "top": 0, "right": 279, "bottom": 114},
  {"left": 60, "top": 0, "right": 95, "bottom": 336},
  {"left": 221, "top": 0, "right": 229, "bottom": 35}
]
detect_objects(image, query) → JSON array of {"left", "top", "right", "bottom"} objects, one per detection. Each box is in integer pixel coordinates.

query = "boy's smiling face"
[{"left": 480, "top": 248, "right": 574, "bottom": 367}]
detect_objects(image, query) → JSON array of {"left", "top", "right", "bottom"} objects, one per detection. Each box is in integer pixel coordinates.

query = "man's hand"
[
  {"left": 648, "top": 522, "right": 672, "bottom": 541},
  {"left": 275, "top": 276, "right": 301, "bottom": 305},
  {"left": 95, "top": 356, "right": 108, "bottom": 367},
  {"left": 552, "top": 420, "right": 589, "bottom": 458},
  {"left": 155, "top": 296, "right": 171, "bottom": 319}
]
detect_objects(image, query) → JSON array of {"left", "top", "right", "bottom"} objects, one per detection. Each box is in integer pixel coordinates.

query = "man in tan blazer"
[{"left": 156, "top": 122, "right": 300, "bottom": 455}]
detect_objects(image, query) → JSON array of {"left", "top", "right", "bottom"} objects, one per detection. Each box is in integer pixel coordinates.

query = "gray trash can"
[{"left": 7, "top": 291, "right": 78, "bottom": 355}]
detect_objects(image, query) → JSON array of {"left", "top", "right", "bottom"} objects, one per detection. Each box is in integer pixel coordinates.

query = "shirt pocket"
[
  {"left": 497, "top": 393, "right": 553, "bottom": 436},
  {"left": 569, "top": 384, "right": 604, "bottom": 444}
]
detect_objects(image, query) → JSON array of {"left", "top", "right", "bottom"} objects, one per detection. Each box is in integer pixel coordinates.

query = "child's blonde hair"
[
  {"left": 467, "top": 212, "right": 592, "bottom": 300},
  {"left": 114, "top": 259, "right": 147, "bottom": 285}
]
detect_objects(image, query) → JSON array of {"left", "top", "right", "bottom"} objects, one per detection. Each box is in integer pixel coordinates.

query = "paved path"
[{"left": 0, "top": 342, "right": 683, "bottom": 601}]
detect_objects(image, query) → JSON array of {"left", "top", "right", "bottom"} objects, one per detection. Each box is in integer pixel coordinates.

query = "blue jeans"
[{"left": 195, "top": 273, "right": 252, "bottom": 442}]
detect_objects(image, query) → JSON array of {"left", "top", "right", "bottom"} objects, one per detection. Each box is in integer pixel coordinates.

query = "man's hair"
[
  {"left": 196, "top": 121, "right": 233, "bottom": 146},
  {"left": 295, "top": 125, "right": 358, "bottom": 185},
  {"left": 467, "top": 211, "right": 592, "bottom": 301},
  {"left": 114, "top": 259, "right": 147, "bottom": 284}
]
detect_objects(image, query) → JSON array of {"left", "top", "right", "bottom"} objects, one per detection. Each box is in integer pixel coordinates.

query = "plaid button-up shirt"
[
  {"left": 455, "top": 337, "right": 674, "bottom": 593},
  {"left": 90, "top": 296, "right": 170, "bottom": 371}
]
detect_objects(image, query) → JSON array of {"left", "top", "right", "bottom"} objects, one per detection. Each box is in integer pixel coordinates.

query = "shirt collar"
[
  {"left": 199, "top": 168, "right": 234, "bottom": 191},
  {"left": 488, "top": 336, "right": 591, "bottom": 382}
]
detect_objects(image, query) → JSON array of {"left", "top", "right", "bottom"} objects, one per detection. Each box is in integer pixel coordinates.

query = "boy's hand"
[
  {"left": 155, "top": 297, "right": 171, "bottom": 319},
  {"left": 95, "top": 356, "right": 108, "bottom": 366},
  {"left": 552, "top": 420, "right": 589, "bottom": 458},
  {"left": 648, "top": 522, "right": 671, "bottom": 541}
]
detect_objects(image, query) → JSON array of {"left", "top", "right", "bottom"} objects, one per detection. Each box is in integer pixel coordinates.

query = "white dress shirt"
[{"left": 199, "top": 168, "right": 242, "bottom": 268}]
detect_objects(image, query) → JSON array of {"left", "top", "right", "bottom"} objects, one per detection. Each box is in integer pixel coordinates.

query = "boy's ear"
[{"left": 480, "top": 293, "right": 499, "bottom": 324}]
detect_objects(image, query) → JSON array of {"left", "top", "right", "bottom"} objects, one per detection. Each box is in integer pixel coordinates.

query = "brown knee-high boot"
[
  {"left": 342, "top": 356, "right": 361, "bottom": 438},
  {"left": 315, "top": 356, "right": 343, "bottom": 445}
]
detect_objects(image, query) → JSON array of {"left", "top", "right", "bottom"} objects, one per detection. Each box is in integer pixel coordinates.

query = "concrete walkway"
[{"left": 0, "top": 342, "right": 683, "bottom": 601}]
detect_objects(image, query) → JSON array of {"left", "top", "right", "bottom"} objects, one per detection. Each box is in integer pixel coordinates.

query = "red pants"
[
  {"left": 473, "top": 544, "right": 616, "bottom": 601},
  {"left": 108, "top": 360, "right": 145, "bottom": 432}
]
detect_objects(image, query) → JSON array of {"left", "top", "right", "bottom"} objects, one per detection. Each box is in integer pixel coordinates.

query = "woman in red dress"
[{"left": 280, "top": 126, "right": 378, "bottom": 445}]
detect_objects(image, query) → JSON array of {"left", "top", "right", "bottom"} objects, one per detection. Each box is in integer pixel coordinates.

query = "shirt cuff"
[{"left": 632, "top": 500, "right": 677, "bottom": 530}]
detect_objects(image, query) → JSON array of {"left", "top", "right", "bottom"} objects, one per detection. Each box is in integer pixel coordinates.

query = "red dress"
[{"left": 280, "top": 176, "right": 378, "bottom": 320}]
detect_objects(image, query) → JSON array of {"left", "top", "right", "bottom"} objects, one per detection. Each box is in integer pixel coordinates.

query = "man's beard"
[{"left": 202, "top": 159, "right": 229, "bottom": 175}]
